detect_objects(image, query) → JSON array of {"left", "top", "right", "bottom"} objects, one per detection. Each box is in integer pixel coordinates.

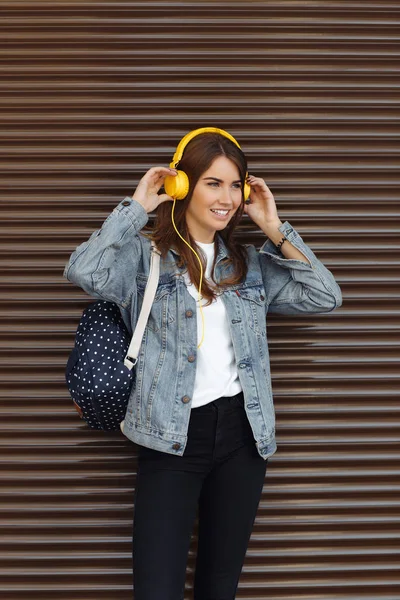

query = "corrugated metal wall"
[{"left": 1, "top": 1, "right": 399, "bottom": 598}]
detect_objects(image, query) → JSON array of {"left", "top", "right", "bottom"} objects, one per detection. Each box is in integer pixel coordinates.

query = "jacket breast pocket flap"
[
  {"left": 238, "top": 286, "right": 266, "bottom": 334},
  {"left": 137, "top": 283, "right": 176, "bottom": 333}
]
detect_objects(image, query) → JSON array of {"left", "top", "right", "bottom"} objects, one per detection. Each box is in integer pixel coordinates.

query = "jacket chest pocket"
[
  {"left": 238, "top": 286, "right": 266, "bottom": 335},
  {"left": 137, "top": 284, "right": 176, "bottom": 334}
]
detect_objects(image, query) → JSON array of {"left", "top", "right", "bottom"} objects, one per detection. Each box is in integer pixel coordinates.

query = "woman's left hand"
[{"left": 244, "top": 175, "right": 281, "bottom": 229}]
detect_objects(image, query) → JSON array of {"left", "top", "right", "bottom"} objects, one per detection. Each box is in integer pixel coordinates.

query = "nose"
[{"left": 220, "top": 185, "right": 233, "bottom": 206}]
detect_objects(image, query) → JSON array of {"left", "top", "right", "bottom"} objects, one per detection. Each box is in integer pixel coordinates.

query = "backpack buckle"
[{"left": 124, "top": 356, "right": 137, "bottom": 370}]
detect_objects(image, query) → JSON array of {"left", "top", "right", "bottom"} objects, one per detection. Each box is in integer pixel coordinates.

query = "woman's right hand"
[{"left": 132, "top": 166, "right": 177, "bottom": 213}]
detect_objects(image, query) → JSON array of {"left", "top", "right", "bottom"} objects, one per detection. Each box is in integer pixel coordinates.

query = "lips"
[{"left": 210, "top": 208, "right": 229, "bottom": 217}]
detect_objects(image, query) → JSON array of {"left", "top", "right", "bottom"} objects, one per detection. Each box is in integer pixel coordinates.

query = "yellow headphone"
[{"left": 164, "top": 127, "right": 250, "bottom": 201}]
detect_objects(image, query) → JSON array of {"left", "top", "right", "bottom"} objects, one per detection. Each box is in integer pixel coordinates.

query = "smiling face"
[{"left": 185, "top": 155, "right": 243, "bottom": 243}]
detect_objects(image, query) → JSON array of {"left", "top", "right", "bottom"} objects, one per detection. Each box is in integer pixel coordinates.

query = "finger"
[
  {"left": 143, "top": 166, "right": 178, "bottom": 184},
  {"left": 151, "top": 166, "right": 178, "bottom": 177},
  {"left": 144, "top": 168, "right": 178, "bottom": 194},
  {"left": 157, "top": 193, "right": 174, "bottom": 204},
  {"left": 247, "top": 176, "right": 263, "bottom": 186}
]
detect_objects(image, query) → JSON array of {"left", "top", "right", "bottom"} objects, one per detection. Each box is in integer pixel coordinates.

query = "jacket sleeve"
[
  {"left": 63, "top": 197, "right": 149, "bottom": 308},
  {"left": 258, "top": 221, "right": 342, "bottom": 314}
]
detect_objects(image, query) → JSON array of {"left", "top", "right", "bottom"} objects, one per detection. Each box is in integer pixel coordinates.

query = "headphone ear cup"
[
  {"left": 164, "top": 170, "right": 189, "bottom": 200},
  {"left": 243, "top": 181, "right": 251, "bottom": 202}
]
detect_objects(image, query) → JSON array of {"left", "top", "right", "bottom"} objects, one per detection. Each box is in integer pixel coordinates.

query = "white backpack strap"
[{"left": 124, "top": 241, "right": 161, "bottom": 370}]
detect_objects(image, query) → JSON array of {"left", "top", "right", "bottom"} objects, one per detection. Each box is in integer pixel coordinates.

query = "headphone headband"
[
  {"left": 164, "top": 126, "right": 250, "bottom": 202},
  {"left": 171, "top": 127, "right": 242, "bottom": 168}
]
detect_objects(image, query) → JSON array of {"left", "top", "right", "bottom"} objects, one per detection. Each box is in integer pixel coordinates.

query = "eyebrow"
[{"left": 202, "top": 177, "right": 242, "bottom": 183}]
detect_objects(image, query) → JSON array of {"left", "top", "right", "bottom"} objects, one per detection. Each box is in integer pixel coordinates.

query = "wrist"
[
  {"left": 262, "top": 222, "right": 287, "bottom": 249},
  {"left": 260, "top": 219, "right": 284, "bottom": 240}
]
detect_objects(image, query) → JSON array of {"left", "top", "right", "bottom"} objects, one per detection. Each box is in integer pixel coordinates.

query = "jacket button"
[
  {"left": 260, "top": 295, "right": 265, "bottom": 301},
  {"left": 182, "top": 395, "right": 190, "bottom": 404},
  {"left": 238, "top": 362, "right": 247, "bottom": 369},
  {"left": 188, "top": 355, "right": 195, "bottom": 363},
  {"left": 122, "top": 200, "right": 131, "bottom": 206},
  {"left": 172, "top": 442, "right": 181, "bottom": 450},
  {"left": 185, "top": 310, "right": 193, "bottom": 318}
]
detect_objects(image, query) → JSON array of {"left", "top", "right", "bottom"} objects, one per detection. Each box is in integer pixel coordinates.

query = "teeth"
[{"left": 211, "top": 209, "right": 229, "bottom": 215}]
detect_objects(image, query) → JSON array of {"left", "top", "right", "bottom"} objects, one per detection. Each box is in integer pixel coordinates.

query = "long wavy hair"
[{"left": 147, "top": 132, "right": 249, "bottom": 305}]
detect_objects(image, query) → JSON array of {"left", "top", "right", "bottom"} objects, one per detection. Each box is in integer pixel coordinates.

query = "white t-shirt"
[{"left": 183, "top": 240, "right": 242, "bottom": 408}]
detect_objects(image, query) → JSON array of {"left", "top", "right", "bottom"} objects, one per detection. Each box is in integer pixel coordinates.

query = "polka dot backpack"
[{"left": 65, "top": 243, "right": 161, "bottom": 431}]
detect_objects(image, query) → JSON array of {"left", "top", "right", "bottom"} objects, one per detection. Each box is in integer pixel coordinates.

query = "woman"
[{"left": 65, "top": 128, "right": 342, "bottom": 599}]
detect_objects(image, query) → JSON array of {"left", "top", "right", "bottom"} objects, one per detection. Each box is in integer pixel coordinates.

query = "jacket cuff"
[
  {"left": 260, "top": 221, "right": 343, "bottom": 306},
  {"left": 114, "top": 197, "right": 149, "bottom": 231},
  {"left": 260, "top": 221, "right": 318, "bottom": 270}
]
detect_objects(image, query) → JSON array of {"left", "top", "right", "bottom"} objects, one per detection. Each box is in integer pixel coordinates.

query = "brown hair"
[{"left": 147, "top": 132, "right": 249, "bottom": 305}]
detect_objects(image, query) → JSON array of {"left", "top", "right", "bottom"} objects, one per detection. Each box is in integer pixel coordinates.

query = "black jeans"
[{"left": 132, "top": 391, "right": 268, "bottom": 600}]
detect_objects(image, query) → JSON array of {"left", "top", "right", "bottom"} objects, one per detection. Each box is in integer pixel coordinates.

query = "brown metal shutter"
[{"left": 1, "top": 1, "right": 399, "bottom": 598}]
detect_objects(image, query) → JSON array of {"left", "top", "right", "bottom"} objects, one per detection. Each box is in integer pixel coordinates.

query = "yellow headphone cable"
[{"left": 170, "top": 198, "right": 206, "bottom": 349}]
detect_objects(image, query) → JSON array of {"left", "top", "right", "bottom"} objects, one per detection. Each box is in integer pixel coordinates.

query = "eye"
[
  {"left": 207, "top": 182, "right": 219, "bottom": 187},
  {"left": 232, "top": 183, "right": 242, "bottom": 189}
]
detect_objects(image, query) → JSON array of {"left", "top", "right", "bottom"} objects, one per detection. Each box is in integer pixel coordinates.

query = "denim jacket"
[{"left": 64, "top": 197, "right": 342, "bottom": 460}]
